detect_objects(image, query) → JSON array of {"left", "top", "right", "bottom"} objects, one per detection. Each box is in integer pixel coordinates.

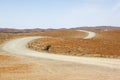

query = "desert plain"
[{"left": 0, "top": 29, "right": 120, "bottom": 80}]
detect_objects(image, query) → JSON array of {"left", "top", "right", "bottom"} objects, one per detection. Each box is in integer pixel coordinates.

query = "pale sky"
[{"left": 0, "top": 0, "right": 120, "bottom": 29}]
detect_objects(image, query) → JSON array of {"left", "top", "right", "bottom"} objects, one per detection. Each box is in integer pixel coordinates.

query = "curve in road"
[
  {"left": 77, "top": 30, "right": 96, "bottom": 39},
  {"left": 1, "top": 30, "right": 120, "bottom": 69}
]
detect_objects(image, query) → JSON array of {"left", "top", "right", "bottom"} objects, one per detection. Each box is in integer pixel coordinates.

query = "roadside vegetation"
[
  {"left": 0, "top": 30, "right": 120, "bottom": 58},
  {"left": 0, "top": 29, "right": 120, "bottom": 80},
  {"left": 28, "top": 30, "right": 120, "bottom": 58},
  {"left": 0, "top": 30, "right": 86, "bottom": 44}
]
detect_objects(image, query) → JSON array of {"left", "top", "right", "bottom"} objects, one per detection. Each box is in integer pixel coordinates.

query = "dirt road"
[
  {"left": 1, "top": 30, "right": 120, "bottom": 80},
  {"left": 77, "top": 30, "right": 96, "bottom": 39},
  {"left": 1, "top": 30, "right": 120, "bottom": 69}
]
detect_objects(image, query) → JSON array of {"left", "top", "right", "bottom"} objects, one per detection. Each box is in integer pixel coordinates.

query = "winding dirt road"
[
  {"left": 1, "top": 30, "right": 120, "bottom": 69},
  {"left": 77, "top": 30, "right": 96, "bottom": 39}
]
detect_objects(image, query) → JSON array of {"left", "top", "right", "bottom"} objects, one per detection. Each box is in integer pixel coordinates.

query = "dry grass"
[
  {"left": 28, "top": 30, "right": 120, "bottom": 57},
  {"left": 0, "top": 30, "right": 86, "bottom": 44},
  {"left": 28, "top": 38, "right": 84, "bottom": 55},
  {"left": 1, "top": 30, "right": 120, "bottom": 80},
  {"left": 0, "top": 33, "right": 27, "bottom": 44},
  {"left": 40, "top": 29, "right": 87, "bottom": 38}
]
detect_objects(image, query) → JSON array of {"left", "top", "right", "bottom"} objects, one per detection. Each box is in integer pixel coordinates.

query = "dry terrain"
[
  {"left": 0, "top": 29, "right": 120, "bottom": 80},
  {"left": 28, "top": 30, "right": 120, "bottom": 57},
  {"left": 0, "top": 30, "right": 86, "bottom": 44},
  {"left": 0, "top": 50, "right": 120, "bottom": 80}
]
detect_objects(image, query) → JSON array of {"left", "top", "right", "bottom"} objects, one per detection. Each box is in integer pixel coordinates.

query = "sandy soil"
[
  {"left": 0, "top": 30, "right": 120, "bottom": 80},
  {"left": 0, "top": 50, "right": 120, "bottom": 80}
]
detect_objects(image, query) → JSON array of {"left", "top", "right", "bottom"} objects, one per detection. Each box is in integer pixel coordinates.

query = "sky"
[{"left": 0, "top": 0, "right": 120, "bottom": 29}]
